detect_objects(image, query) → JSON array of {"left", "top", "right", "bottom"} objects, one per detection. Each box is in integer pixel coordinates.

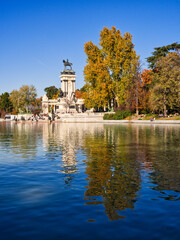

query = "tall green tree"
[
  {"left": 0, "top": 92, "right": 13, "bottom": 112},
  {"left": 147, "top": 42, "right": 180, "bottom": 69},
  {"left": 149, "top": 53, "right": 180, "bottom": 116}
]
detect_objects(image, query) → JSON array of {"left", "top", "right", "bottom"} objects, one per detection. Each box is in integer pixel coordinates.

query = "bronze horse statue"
[{"left": 63, "top": 59, "right": 72, "bottom": 69}]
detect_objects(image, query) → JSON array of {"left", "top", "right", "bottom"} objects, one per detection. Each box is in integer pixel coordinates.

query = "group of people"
[{"left": 28, "top": 114, "right": 44, "bottom": 122}]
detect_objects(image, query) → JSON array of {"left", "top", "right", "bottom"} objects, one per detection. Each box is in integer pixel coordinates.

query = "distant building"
[{"left": 42, "top": 59, "right": 84, "bottom": 114}]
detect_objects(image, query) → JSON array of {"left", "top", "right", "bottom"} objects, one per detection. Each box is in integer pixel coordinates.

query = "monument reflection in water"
[{"left": 0, "top": 123, "right": 180, "bottom": 239}]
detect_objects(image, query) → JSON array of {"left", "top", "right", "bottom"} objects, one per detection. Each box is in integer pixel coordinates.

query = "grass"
[
  {"left": 143, "top": 114, "right": 157, "bottom": 120},
  {"left": 139, "top": 114, "right": 180, "bottom": 121},
  {"left": 156, "top": 116, "right": 180, "bottom": 120},
  {"left": 104, "top": 112, "right": 180, "bottom": 121}
]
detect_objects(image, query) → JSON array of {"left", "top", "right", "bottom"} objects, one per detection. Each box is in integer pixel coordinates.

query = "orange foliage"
[
  {"left": 75, "top": 90, "right": 83, "bottom": 99},
  {"left": 32, "top": 97, "right": 42, "bottom": 107},
  {"left": 141, "top": 69, "right": 152, "bottom": 86},
  {"left": 138, "top": 69, "right": 153, "bottom": 111}
]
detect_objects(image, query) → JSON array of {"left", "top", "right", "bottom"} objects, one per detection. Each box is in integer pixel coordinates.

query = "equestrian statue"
[{"left": 63, "top": 59, "right": 72, "bottom": 70}]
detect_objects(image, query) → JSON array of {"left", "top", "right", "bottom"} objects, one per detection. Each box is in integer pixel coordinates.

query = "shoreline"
[{"left": 1, "top": 119, "right": 180, "bottom": 124}]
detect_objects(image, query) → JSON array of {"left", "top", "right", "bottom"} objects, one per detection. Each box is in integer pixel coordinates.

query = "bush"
[
  {"left": 113, "top": 110, "right": 131, "bottom": 120},
  {"left": 103, "top": 113, "right": 114, "bottom": 120},
  {"left": 103, "top": 111, "right": 131, "bottom": 120}
]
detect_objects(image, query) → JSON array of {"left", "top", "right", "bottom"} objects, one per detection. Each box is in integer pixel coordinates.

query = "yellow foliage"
[{"left": 83, "top": 27, "right": 139, "bottom": 109}]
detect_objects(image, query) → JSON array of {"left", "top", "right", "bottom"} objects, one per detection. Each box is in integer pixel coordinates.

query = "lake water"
[{"left": 0, "top": 122, "right": 180, "bottom": 240}]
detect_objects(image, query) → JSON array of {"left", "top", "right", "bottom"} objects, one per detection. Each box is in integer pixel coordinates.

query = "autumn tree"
[
  {"left": 149, "top": 53, "right": 180, "bottom": 116},
  {"left": 83, "top": 27, "right": 139, "bottom": 110},
  {"left": 75, "top": 89, "right": 83, "bottom": 99},
  {"left": 125, "top": 61, "right": 142, "bottom": 115},
  {"left": 19, "top": 85, "right": 37, "bottom": 106},
  {"left": 139, "top": 69, "right": 152, "bottom": 113},
  {"left": 100, "top": 27, "right": 139, "bottom": 106},
  {"left": 10, "top": 90, "right": 20, "bottom": 112},
  {"left": 117, "top": 67, "right": 153, "bottom": 115},
  {"left": 83, "top": 41, "right": 113, "bottom": 109},
  {"left": 28, "top": 97, "right": 42, "bottom": 114},
  {"left": 10, "top": 85, "right": 37, "bottom": 113}
]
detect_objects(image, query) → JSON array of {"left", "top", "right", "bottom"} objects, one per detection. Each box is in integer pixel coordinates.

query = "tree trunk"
[
  {"left": 163, "top": 94, "right": 166, "bottom": 116},
  {"left": 135, "top": 76, "right": 139, "bottom": 116},
  {"left": 136, "top": 89, "right": 139, "bottom": 116},
  {"left": 109, "top": 99, "right": 111, "bottom": 109},
  {"left": 164, "top": 104, "right": 166, "bottom": 117}
]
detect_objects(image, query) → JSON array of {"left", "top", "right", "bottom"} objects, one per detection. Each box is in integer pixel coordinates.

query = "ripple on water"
[{"left": 0, "top": 123, "right": 180, "bottom": 240}]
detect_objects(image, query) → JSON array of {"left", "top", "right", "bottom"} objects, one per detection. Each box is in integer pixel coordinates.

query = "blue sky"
[{"left": 0, "top": 0, "right": 180, "bottom": 97}]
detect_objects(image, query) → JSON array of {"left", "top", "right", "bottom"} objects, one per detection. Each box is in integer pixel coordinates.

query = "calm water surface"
[{"left": 0, "top": 123, "right": 180, "bottom": 240}]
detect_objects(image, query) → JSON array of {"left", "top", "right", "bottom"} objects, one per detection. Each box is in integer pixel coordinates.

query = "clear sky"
[{"left": 0, "top": 0, "right": 180, "bottom": 97}]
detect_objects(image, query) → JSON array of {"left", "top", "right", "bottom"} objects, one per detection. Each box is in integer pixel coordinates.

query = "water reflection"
[
  {"left": 42, "top": 123, "right": 92, "bottom": 185},
  {"left": 145, "top": 126, "right": 180, "bottom": 199},
  {"left": 0, "top": 123, "right": 41, "bottom": 159},
  {"left": 42, "top": 123, "right": 79, "bottom": 185},
  {"left": 0, "top": 122, "right": 180, "bottom": 222},
  {"left": 129, "top": 125, "right": 180, "bottom": 200},
  {"left": 83, "top": 125, "right": 141, "bottom": 220},
  {"left": 41, "top": 123, "right": 180, "bottom": 219}
]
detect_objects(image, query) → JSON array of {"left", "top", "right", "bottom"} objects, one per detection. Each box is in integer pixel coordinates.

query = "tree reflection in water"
[
  {"left": 83, "top": 125, "right": 141, "bottom": 220},
  {"left": 0, "top": 123, "right": 41, "bottom": 159},
  {"left": 144, "top": 125, "right": 180, "bottom": 200},
  {"left": 83, "top": 124, "right": 180, "bottom": 220}
]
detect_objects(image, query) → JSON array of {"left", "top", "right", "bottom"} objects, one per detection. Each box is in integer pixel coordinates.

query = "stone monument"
[{"left": 42, "top": 59, "right": 84, "bottom": 115}]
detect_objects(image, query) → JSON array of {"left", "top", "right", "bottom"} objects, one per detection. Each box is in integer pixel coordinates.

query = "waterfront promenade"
[{"left": 1, "top": 116, "right": 180, "bottom": 124}]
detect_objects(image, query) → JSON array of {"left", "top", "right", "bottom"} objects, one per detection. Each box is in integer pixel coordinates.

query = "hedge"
[{"left": 103, "top": 110, "right": 131, "bottom": 120}]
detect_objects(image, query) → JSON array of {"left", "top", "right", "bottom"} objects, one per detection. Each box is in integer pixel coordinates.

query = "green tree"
[
  {"left": 150, "top": 53, "right": 180, "bottom": 116},
  {"left": 52, "top": 88, "right": 63, "bottom": 99},
  {"left": 44, "top": 86, "right": 58, "bottom": 99},
  {"left": 147, "top": 42, "right": 180, "bottom": 69},
  {"left": 0, "top": 92, "right": 13, "bottom": 112}
]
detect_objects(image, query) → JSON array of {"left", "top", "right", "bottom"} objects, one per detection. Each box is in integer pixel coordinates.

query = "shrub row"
[{"left": 103, "top": 110, "right": 131, "bottom": 120}]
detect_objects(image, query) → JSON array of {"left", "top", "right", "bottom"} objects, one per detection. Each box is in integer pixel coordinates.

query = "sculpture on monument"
[{"left": 63, "top": 59, "right": 72, "bottom": 70}]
